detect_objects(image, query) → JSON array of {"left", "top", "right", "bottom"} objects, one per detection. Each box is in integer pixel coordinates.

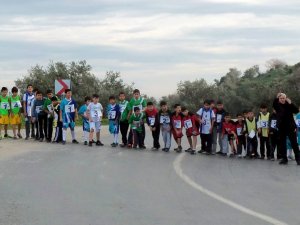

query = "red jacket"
[
  {"left": 222, "top": 121, "right": 236, "bottom": 135},
  {"left": 182, "top": 113, "right": 200, "bottom": 136}
]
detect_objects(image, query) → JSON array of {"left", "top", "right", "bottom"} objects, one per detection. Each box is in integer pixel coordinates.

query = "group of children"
[{"left": 1, "top": 85, "right": 300, "bottom": 161}]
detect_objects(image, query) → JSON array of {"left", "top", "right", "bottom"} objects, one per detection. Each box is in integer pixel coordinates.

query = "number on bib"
[
  {"left": 184, "top": 119, "right": 193, "bottom": 129},
  {"left": 260, "top": 120, "right": 268, "bottom": 128},
  {"left": 36, "top": 106, "right": 42, "bottom": 114},
  {"left": 237, "top": 127, "right": 242, "bottom": 136},
  {"left": 174, "top": 120, "right": 181, "bottom": 129},
  {"left": 148, "top": 117, "right": 155, "bottom": 126},
  {"left": 1, "top": 102, "right": 9, "bottom": 110},
  {"left": 216, "top": 114, "right": 222, "bottom": 123},
  {"left": 109, "top": 111, "right": 116, "bottom": 120},
  {"left": 65, "top": 104, "right": 75, "bottom": 113},
  {"left": 271, "top": 120, "right": 277, "bottom": 129},
  {"left": 160, "top": 116, "right": 170, "bottom": 124}
]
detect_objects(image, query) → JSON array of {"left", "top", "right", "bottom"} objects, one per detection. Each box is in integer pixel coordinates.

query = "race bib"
[
  {"left": 160, "top": 115, "right": 170, "bottom": 124},
  {"left": 36, "top": 106, "right": 42, "bottom": 114},
  {"left": 257, "top": 121, "right": 262, "bottom": 129},
  {"left": 148, "top": 117, "right": 155, "bottom": 126},
  {"left": 109, "top": 111, "right": 116, "bottom": 120},
  {"left": 11, "top": 101, "right": 21, "bottom": 109},
  {"left": 47, "top": 105, "right": 53, "bottom": 112},
  {"left": 1, "top": 102, "right": 10, "bottom": 110},
  {"left": 216, "top": 114, "right": 222, "bottom": 123},
  {"left": 237, "top": 127, "right": 242, "bottom": 136},
  {"left": 65, "top": 104, "right": 75, "bottom": 113},
  {"left": 271, "top": 120, "right": 277, "bottom": 129},
  {"left": 296, "top": 119, "right": 300, "bottom": 128},
  {"left": 174, "top": 120, "right": 181, "bottom": 129},
  {"left": 248, "top": 130, "right": 256, "bottom": 139},
  {"left": 133, "top": 120, "right": 141, "bottom": 128},
  {"left": 260, "top": 120, "right": 268, "bottom": 129},
  {"left": 184, "top": 119, "right": 193, "bottom": 129},
  {"left": 92, "top": 110, "right": 101, "bottom": 118},
  {"left": 120, "top": 105, "right": 126, "bottom": 113}
]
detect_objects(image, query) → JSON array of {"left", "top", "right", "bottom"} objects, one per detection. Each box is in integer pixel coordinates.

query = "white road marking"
[{"left": 173, "top": 153, "right": 288, "bottom": 225}]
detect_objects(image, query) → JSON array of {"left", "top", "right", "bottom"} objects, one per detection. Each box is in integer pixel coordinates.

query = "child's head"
[
  {"left": 217, "top": 101, "right": 223, "bottom": 110},
  {"left": 237, "top": 113, "right": 244, "bottom": 122},
  {"left": 203, "top": 99, "right": 210, "bottom": 110},
  {"left": 147, "top": 102, "right": 154, "bottom": 111},
  {"left": 224, "top": 112, "right": 231, "bottom": 122},
  {"left": 65, "top": 89, "right": 72, "bottom": 99},
  {"left": 181, "top": 107, "right": 189, "bottom": 116},
  {"left": 109, "top": 96, "right": 116, "bottom": 104},
  {"left": 36, "top": 91, "right": 43, "bottom": 100},
  {"left": 133, "top": 89, "right": 140, "bottom": 99},
  {"left": 173, "top": 104, "right": 181, "bottom": 113},
  {"left": 248, "top": 110, "right": 254, "bottom": 119},
  {"left": 11, "top": 87, "right": 18, "bottom": 96},
  {"left": 243, "top": 110, "right": 249, "bottom": 118},
  {"left": 133, "top": 106, "right": 141, "bottom": 115},
  {"left": 27, "top": 84, "right": 33, "bottom": 92},
  {"left": 92, "top": 94, "right": 99, "bottom": 103},
  {"left": 260, "top": 103, "right": 268, "bottom": 113},
  {"left": 51, "top": 96, "right": 58, "bottom": 106},
  {"left": 84, "top": 96, "right": 91, "bottom": 105},
  {"left": 210, "top": 100, "right": 215, "bottom": 109},
  {"left": 1, "top": 87, "right": 8, "bottom": 96},
  {"left": 160, "top": 101, "right": 168, "bottom": 112},
  {"left": 119, "top": 92, "right": 126, "bottom": 101},
  {"left": 46, "top": 89, "right": 53, "bottom": 99}
]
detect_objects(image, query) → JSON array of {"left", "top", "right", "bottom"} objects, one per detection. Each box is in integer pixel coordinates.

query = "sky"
[{"left": 0, "top": 0, "right": 300, "bottom": 98}]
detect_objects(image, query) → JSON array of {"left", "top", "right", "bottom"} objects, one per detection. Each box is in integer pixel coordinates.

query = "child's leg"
[
  {"left": 222, "top": 135, "right": 228, "bottom": 154},
  {"left": 12, "top": 125, "right": 17, "bottom": 137},
  {"left": 187, "top": 136, "right": 192, "bottom": 149},
  {"left": 132, "top": 130, "right": 138, "bottom": 147},
  {"left": 89, "top": 129, "right": 94, "bottom": 142},
  {"left": 71, "top": 128, "right": 76, "bottom": 141},
  {"left": 38, "top": 116, "right": 44, "bottom": 139},
  {"left": 200, "top": 134, "right": 206, "bottom": 150},
  {"left": 153, "top": 128, "right": 160, "bottom": 148},
  {"left": 177, "top": 137, "right": 181, "bottom": 147},
  {"left": 4, "top": 124, "right": 8, "bottom": 135},
  {"left": 96, "top": 131, "right": 100, "bottom": 141},
  {"left": 166, "top": 132, "right": 171, "bottom": 149},
  {"left": 192, "top": 135, "right": 197, "bottom": 150},
  {"left": 63, "top": 128, "right": 67, "bottom": 142}
]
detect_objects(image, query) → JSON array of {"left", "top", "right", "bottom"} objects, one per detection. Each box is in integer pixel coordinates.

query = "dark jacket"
[{"left": 273, "top": 98, "right": 298, "bottom": 131}]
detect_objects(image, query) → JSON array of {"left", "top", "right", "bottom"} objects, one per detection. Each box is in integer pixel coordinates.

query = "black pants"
[
  {"left": 128, "top": 124, "right": 145, "bottom": 145},
  {"left": 278, "top": 128, "right": 300, "bottom": 161},
  {"left": 237, "top": 135, "right": 246, "bottom": 155},
  {"left": 247, "top": 136, "right": 258, "bottom": 157},
  {"left": 132, "top": 129, "right": 145, "bottom": 147},
  {"left": 200, "top": 133, "right": 212, "bottom": 153},
  {"left": 270, "top": 132, "right": 280, "bottom": 159},
  {"left": 25, "top": 116, "right": 35, "bottom": 138},
  {"left": 53, "top": 123, "right": 63, "bottom": 142},
  {"left": 152, "top": 127, "right": 160, "bottom": 149},
  {"left": 260, "top": 136, "right": 271, "bottom": 158},
  {"left": 120, "top": 120, "right": 129, "bottom": 145},
  {"left": 38, "top": 114, "right": 47, "bottom": 139},
  {"left": 47, "top": 117, "right": 54, "bottom": 141}
]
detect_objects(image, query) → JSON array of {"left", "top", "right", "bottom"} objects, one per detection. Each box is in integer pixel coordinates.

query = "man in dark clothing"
[{"left": 273, "top": 93, "right": 300, "bottom": 165}]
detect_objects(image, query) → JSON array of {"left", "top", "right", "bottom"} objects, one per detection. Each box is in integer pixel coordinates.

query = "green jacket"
[{"left": 129, "top": 112, "right": 145, "bottom": 133}]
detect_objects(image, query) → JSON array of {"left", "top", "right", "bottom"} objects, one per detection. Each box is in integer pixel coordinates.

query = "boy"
[
  {"left": 127, "top": 89, "right": 147, "bottom": 147},
  {"left": 257, "top": 104, "right": 271, "bottom": 160},
  {"left": 78, "top": 96, "right": 91, "bottom": 145},
  {"left": 269, "top": 109, "right": 279, "bottom": 160},
  {"left": 107, "top": 96, "right": 121, "bottom": 147},
  {"left": 145, "top": 102, "right": 160, "bottom": 150},
  {"left": 23, "top": 84, "right": 35, "bottom": 140},
  {"left": 244, "top": 110, "right": 259, "bottom": 159},
  {"left": 44, "top": 90, "right": 54, "bottom": 142},
  {"left": 182, "top": 107, "right": 200, "bottom": 155},
  {"left": 296, "top": 107, "right": 300, "bottom": 147},
  {"left": 197, "top": 100, "right": 215, "bottom": 155},
  {"left": 52, "top": 96, "right": 63, "bottom": 143},
  {"left": 60, "top": 89, "right": 79, "bottom": 145},
  {"left": 32, "top": 91, "right": 47, "bottom": 142},
  {"left": 221, "top": 113, "right": 237, "bottom": 157},
  {"left": 119, "top": 92, "right": 130, "bottom": 147},
  {"left": 0, "top": 87, "right": 11, "bottom": 139},
  {"left": 235, "top": 113, "right": 246, "bottom": 158},
  {"left": 128, "top": 107, "right": 146, "bottom": 149},
  {"left": 214, "top": 101, "right": 226, "bottom": 154},
  {"left": 171, "top": 104, "right": 183, "bottom": 153},
  {"left": 159, "top": 101, "right": 172, "bottom": 152},
  {"left": 87, "top": 94, "right": 104, "bottom": 147},
  {"left": 10, "top": 87, "right": 22, "bottom": 139}
]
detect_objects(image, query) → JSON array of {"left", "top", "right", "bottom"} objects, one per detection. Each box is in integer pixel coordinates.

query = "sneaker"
[
  {"left": 84, "top": 141, "right": 88, "bottom": 145},
  {"left": 62, "top": 141, "right": 66, "bottom": 145},
  {"left": 96, "top": 141, "right": 104, "bottom": 146},
  {"left": 190, "top": 150, "right": 196, "bottom": 155},
  {"left": 13, "top": 136, "right": 17, "bottom": 140},
  {"left": 151, "top": 147, "right": 159, "bottom": 151},
  {"left": 17, "top": 133, "right": 23, "bottom": 139},
  {"left": 185, "top": 148, "right": 192, "bottom": 153},
  {"left": 89, "top": 141, "right": 93, "bottom": 147},
  {"left": 4, "top": 134, "right": 12, "bottom": 138},
  {"left": 39, "top": 138, "right": 44, "bottom": 142},
  {"left": 111, "top": 143, "right": 117, "bottom": 147},
  {"left": 221, "top": 153, "right": 227, "bottom": 156},
  {"left": 288, "top": 155, "right": 294, "bottom": 161},
  {"left": 198, "top": 149, "right": 206, "bottom": 154},
  {"left": 279, "top": 159, "right": 288, "bottom": 165},
  {"left": 120, "top": 144, "right": 126, "bottom": 148},
  {"left": 297, "top": 161, "right": 300, "bottom": 166},
  {"left": 127, "top": 144, "right": 132, "bottom": 148},
  {"left": 237, "top": 154, "right": 243, "bottom": 158},
  {"left": 132, "top": 145, "right": 137, "bottom": 149},
  {"left": 25, "top": 136, "right": 29, "bottom": 140},
  {"left": 216, "top": 151, "right": 223, "bottom": 155},
  {"left": 72, "top": 139, "right": 79, "bottom": 144},
  {"left": 165, "top": 148, "right": 170, "bottom": 152},
  {"left": 175, "top": 146, "right": 182, "bottom": 153},
  {"left": 270, "top": 157, "right": 275, "bottom": 161},
  {"left": 139, "top": 145, "right": 146, "bottom": 149}
]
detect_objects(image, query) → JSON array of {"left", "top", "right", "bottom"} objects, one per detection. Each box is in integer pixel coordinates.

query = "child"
[
  {"left": 145, "top": 102, "right": 160, "bottom": 150},
  {"left": 23, "top": 84, "right": 35, "bottom": 140},
  {"left": 214, "top": 101, "right": 227, "bottom": 155},
  {"left": 221, "top": 113, "right": 237, "bottom": 157},
  {"left": 269, "top": 109, "right": 279, "bottom": 160},
  {"left": 182, "top": 107, "right": 200, "bottom": 155},
  {"left": 0, "top": 87, "right": 11, "bottom": 139},
  {"left": 128, "top": 107, "right": 146, "bottom": 149},
  {"left": 119, "top": 92, "right": 130, "bottom": 147},
  {"left": 159, "top": 101, "right": 172, "bottom": 152},
  {"left": 287, "top": 137, "right": 294, "bottom": 160},
  {"left": 235, "top": 113, "right": 246, "bottom": 158},
  {"left": 60, "top": 89, "right": 79, "bottom": 145},
  {"left": 10, "top": 87, "right": 22, "bottom": 139},
  {"left": 296, "top": 106, "right": 300, "bottom": 147},
  {"left": 171, "top": 104, "right": 183, "bottom": 153},
  {"left": 107, "top": 96, "right": 121, "bottom": 147},
  {"left": 78, "top": 96, "right": 91, "bottom": 145},
  {"left": 244, "top": 110, "right": 259, "bottom": 159},
  {"left": 52, "top": 96, "right": 63, "bottom": 143},
  {"left": 44, "top": 89, "right": 54, "bottom": 142},
  {"left": 32, "top": 91, "right": 47, "bottom": 142},
  {"left": 127, "top": 89, "right": 147, "bottom": 147},
  {"left": 197, "top": 100, "right": 215, "bottom": 155},
  {"left": 87, "top": 94, "right": 104, "bottom": 147},
  {"left": 258, "top": 104, "right": 271, "bottom": 160}
]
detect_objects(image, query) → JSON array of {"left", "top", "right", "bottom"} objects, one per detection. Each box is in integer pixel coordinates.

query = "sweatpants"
[
  {"left": 25, "top": 116, "right": 35, "bottom": 138},
  {"left": 222, "top": 134, "right": 229, "bottom": 154},
  {"left": 128, "top": 124, "right": 145, "bottom": 145},
  {"left": 132, "top": 129, "right": 145, "bottom": 147},
  {"left": 270, "top": 132, "right": 279, "bottom": 159},
  {"left": 200, "top": 133, "right": 212, "bottom": 153},
  {"left": 152, "top": 127, "right": 160, "bottom": 149},
  {"left": 120, "top": 120, "right": 129, "bottom": 145},
  {"left": 161, "top": 128, "right": 171, "bottom": 149},
  {"left": 212, "top": 126, "right": 221, "bottom": 154},
  {"left": 246, "top": 136, "right": 258, "bottom": 157},
  {"left": 47, "top": 117, "right": 54, "bottom": 141},
  {"left": 38, "top": 114, "right": 47, "bottom": 139},
  {"left": 53, "top": 124, "right": 63, "bottom": 142},
  {"left": 237, "top": 135, "right": 246, "bottom": 155},
  {"left": 260, "top": 136, "right": 271, "bottom": 158},
  {"left": 278, "top": 128, "right": 300, "bottom": 162}
]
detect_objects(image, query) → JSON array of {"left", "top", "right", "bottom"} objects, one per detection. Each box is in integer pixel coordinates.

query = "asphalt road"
[{"left": 0, "top": 127, "right": 299, "bottom": 225}]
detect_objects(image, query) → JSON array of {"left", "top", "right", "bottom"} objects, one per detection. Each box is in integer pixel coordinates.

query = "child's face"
[
  {"left": 248, "top": 112, "right": 254, "bottom": 118},
  {"left": 47, "top": 93, "right": 53, "bottom": 99},
  {"left": 119, "top": 94, "right": 125, "bottom": 101},
  {"left": 175, "top": 106, "right": 181, "bottom": 113},
  {"left": 133, "top": 92, "right": 140, "bottom": 99},
  {"left": 65, "top": 91, "right": 72, "bottom": 99},
  {"left": 161, "top": 105, "right": 167, "bottom": 111},
  {"left": 1, "top": 90, "right": 8, "bottom": 97},
  {"left": 147, "top": 105, "right": 154, "bottom": 111},
  {"left": 224, "top": 116, "right": 230, "bottom": 122},
  {"left": 261, "top": 108, "right": 267, "bottom": 113},
  {"left": 93, "top": 97, "right": 99, "bottom": 103},
  {"left": 217, "top": 104, "right": 223, "bottom": 110},
  {"left": 204, "top": 103, "right": 210, "bottom": 110},
  {"left": 86, "top": 100, "right": 91, "bottom": 105},
  {"left": 134, "top": 109, "right": 141, "bottom": 115},
  {"left": 238, "top": 116, "right": 243, "bottom": 122},
  {"left": 182, "top": 110, "right": 188, "bottom": 116},
  {"left": 36, "top": 94, "right": 42, "bottom": 100},
  {"left": 52, "top": 100, "right": 58, "bottom": 106},
  {"left": 210, "top": 103, "right": 215, "bottom": 108},
  {"left": 243, "top": 112, "right": 248, "bottom": 118},
  {"left": 109, "top": 99, "right": 116, "bottom": 104},
  {"left": 12, "top": 92, "right": 18, "bottom": 97},
  {"left": 27, "top": 86, "right": 33, "bottom": 92}
]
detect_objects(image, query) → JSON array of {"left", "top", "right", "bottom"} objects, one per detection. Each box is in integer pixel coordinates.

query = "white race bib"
[
  {"left": 174, "top": 120, "right": 181, "bottom": 129},
  {"left": 257, "top": 121, "right": 262, "bottom": 129},
  {"left": 148, "top": 117, "right": 155, "bottom": 126},
  {"left": 160, "top": 115, "right": 170, "bottom": 124},
  {"left": 120, "top": 105, "right": 126, "bottom": 113},
  {"left": 109, "top": 111, "right": 116, "bottom": 120},
  {"left": 47, "top": 105, "right": 53, "bottom": 112},
  {"left": 216, "top": 114, "right": 222, "bottom": 123},
  {"left": 36, "top": 106, "right": 42, "bottom": 114},
  {"left": 260, "top": 120, "right": 268, "bottom": 129},
  {"left": 248, "top": 130, "right": 256, "bottom": 139},
  {"left": 93, "top": 110, "right": 101, "bottom": 118},
  {"left": 11, "top": 101, "right": 21, "bottom": 109},
  {"left": 1, "top": 102, "right": 10, "bottom": 110},
  {"left": 271, "top": 120, "right": 277, "bottom": 129},
  {"left": 237, "top": 127, "right": 242, "bottom": 136},
  {"left": 184, "top": 119, "right": 193, "bottom": 129},
  {"left": 65, "top": 104, "right": 75, "bottom": 113}
]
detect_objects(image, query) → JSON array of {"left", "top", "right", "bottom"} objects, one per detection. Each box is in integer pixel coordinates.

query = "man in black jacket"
[{"left": 273, "top": 93, "right": 300, "bottom": 165}]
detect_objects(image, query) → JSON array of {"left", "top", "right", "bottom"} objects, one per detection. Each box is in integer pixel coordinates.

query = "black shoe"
[
  {"left": 84, "top": 141, "right": 88, "bottom": 145},
  {"left": 96, "top": 141, "right": 104, "bottom": 146},
  {"left": 190, "top": 150, "right": 196, "bottom": 155},
  {"left": 25, "top": 137, "right": 29, "bottom": 140},
  {"left": 132, "top": 145, "right": 137, "bottom": 149},
  {"left": 185, "top": 148, "right": 192, "bottom": 153},
  {"left": 297, "top": 161, "right": 300, "bottom": 166},
  {"left": 111, "top": 143, "right": 118, "bottom": 147},
  {"left": 39, "top": 138, "right": 44, "bottom": 142},
  {"left": 198, "top": 149, "right": 206, "bottom": 154},
  {"left": 72, "top": 139, "right": 79, "bottom": 144},
  {"left": 259, "top": 156, "right": 265, "bottom": 160},
  {"left": 216, "top": 151, "right": 223, "bottom": 155},
  {"left": 89, "top": 141, "right": 93, "bottom": 147},
  {"left": 62, "top": 141, "right": 66, "bottom": 145},
  {"left": 139, "top": 145, "right": 146, "bottom": 149},
  {"left": 120, "top": 144, "right": 126, "bottom": 148},
  {"left": 279, "top": 159, "right": 288, "bottom": 165}
]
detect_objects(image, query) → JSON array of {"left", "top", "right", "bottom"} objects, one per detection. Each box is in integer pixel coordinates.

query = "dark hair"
[
  {"left": 92, "top": 94, "right": 99, "bottom": 98},
  {"left": 236, "top": 113, "right": 243, "bottom": 117},
  {"left": 64, "top": 89, "right": 71, "bottom": 94},
  {"left": 173, "top": 103, "right": 181, "bottom": 109},
  {"left": 160, "top": 101, "right": 167, "bottom": 107},
  {"left": 242, "top": 110, "right": 248, "bottom": 114},
  {"left": 1, "top": 87, "right": 8, "bottom": 92},
  {"left": 210, "top": 100, "right": 215, "bottom": 104},
  {"left": 181, "top": 106, "right": 188, "bottom": 112},
  {"left": 119, "top": 91, "right": 125, "bottom": 96},
  {"left": 260, "top": 103, "right": 268, "bottom": 109},
  {"left": 36, "top": 90, "right": 42, "bottom": 95},
  {"left": 133, "top": 89, "right": 140, "bottom": 94},
  {"left": 134, "top": 107, "right": 140, "bottom": 112},
  {"left": 147, "top": 102, "right": 153, "bottom": 106},
  {"left": 204, "top": 99, "right": 210, "bottom": 105},
  {"left": 217, "top": 100, "right": 223, "bottom": 105},
  {"left": 109, "top": 95, "right": 115, "bottom": 100},
  {"left": 33, "top": 88, "right": 39, "bottom": 93},
  {"left": 51, "top": 96, "right": 58, "bottom": 101},
  {"left": 11, "top": 87, "right": 18, "bottom": 93},
  {"left": 46, "top": 89, "right": 53, "bottom": 94},
  {"left": 224, "top": 112, "right": 230, "bottom": 117},
  {"left": 27, "top": 84, "right": 33, "bottom": 89},
  {"left": 84, "top": 96, "right": 91, "bottom": 102}
]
